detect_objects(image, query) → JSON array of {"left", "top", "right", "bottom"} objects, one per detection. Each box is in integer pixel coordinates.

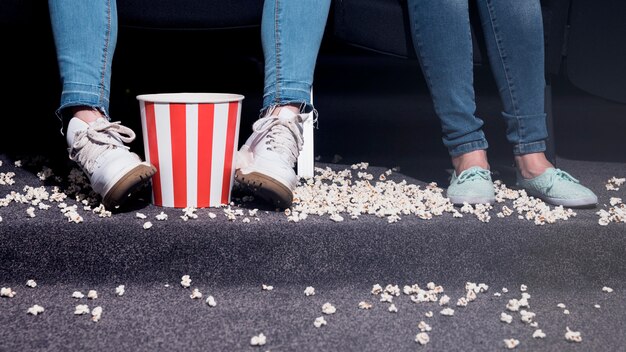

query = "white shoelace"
[
  {"left": 456, "top": 168, "right": 491, "bottom": 184},
  {"left": 251, "top": 113, "right": 308, "bottom": 167},
  {"left": 69, "top": 119, "right": 135, "bottom": 175}
]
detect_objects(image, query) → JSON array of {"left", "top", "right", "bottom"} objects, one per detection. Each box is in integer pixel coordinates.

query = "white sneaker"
[
  {"left": 66, "top": 117, "right": 156, "bottom": 209},
  {"left": 235, "top": 108, "right": 308, "bottom": 208}
]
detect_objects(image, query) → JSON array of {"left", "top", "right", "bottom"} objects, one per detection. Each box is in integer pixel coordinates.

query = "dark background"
[{"left": 1, "top": 1, "right": 625, "bottom": 184}]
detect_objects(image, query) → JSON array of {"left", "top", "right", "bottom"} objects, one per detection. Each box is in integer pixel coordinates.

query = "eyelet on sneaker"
[
  {"left": 446, "top": 166, "right": 496, "bottom": 205},
  {"left": 516, "top": 168, "right": 597, "bottom": 208}
]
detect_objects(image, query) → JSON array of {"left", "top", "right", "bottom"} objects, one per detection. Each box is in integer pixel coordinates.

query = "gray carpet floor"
[
  {"left": 1, "top": 154, "right": 625, "bottom": 352},
  {"left": 2, "top": 39, "right": 626, "bottom": 352}
]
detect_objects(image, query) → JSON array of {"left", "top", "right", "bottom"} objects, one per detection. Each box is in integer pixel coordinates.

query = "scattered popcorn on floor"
[
  {"left": 371, "top": 284, "right": 383, "bottom": 295},
  {"left": 87, "top": 290, "right": 98, "bottom": 300},
  {"left": 181, "top": 275, "right": 191, "bottom": 288},
  {"left": 565, "top": 327, "right": 582, "bottom": 343},
  {"left": 520, "top": 284, "right": 527, "bottom": 292},
  {"left": 506, "top": 299, "right": 521, "bottom": 312},
  {"left": 415, "top": 332, "right": 430, "bottom": 345},
  {"left": 502, "top": 288, "right": 509, "bottom": 293},
  {"left": 206, "top": 295, "right": 217, "bottom": 307},
  {"left": 597, "top": 197, "right": 626, "bottom": 225},
  {"left": 91, "top": 306, "right": 103, "bottom": 322},
  {"left": 594, "top": 304, "right": 601, "bottom": 309},
  {"left": 557, "top": 303, "right": 566, "bottom": 309},
  {"left": 155, "top": 211, "right": 168, "bottom": 221},
  {"left": 563, "top": 309, "right": 570, "bottom": 315},
  {"left": 425, "top": 311, "right": 433, "bottom": 318},
  {"left": 439, "top": 295, "right": 450, "bottom": 306},
  {"left": 500, "top": 312, "right": 513, "bottom": 324},
  {"left": 1, "top": 287, "right": 16, "bottom": 298},
  {"left": 72, "top": 291, "right": 84, "bottom": 299},
  {"left": 143, "top": 221, "right": 153, "bottom": 230},
  {"left": 135, "top": 212, "right": 147, "bottom": 219},
  {"left": 385, "top": 284, "right": 401, "bottom": 296},
  {"left": 314, "top": 316, "right": 327, "bottom": 328},
  {"left": 27, "top": 305, "right": 45, "bottom": 316},
  {"left": 440, "top": 308, "right": 454, "bottom": 316},
  {"left": 74, "top": 304, "right": 90, "bottom": 315},
  {"left": 322, "top": 303, "right": 336, "bottom": 315},
  {"left": 180, "top": 207, "right": 198, "bottom": 221},
  {"left": 304, "top": 286, "right": 315, "bottom": 296},
  {"left": 520, "top": 310, "right": 536, "bottom": 324},
  {"left": 418, "top": 321, "right": 432, "bottom": 332},
  {"left": 358, "top": 301, "right": 373, "bottom": 310},
  {"left": 533, "top": 329, "right": 546, "bottom": 339},
  {"left": 605, "top": 177, "right": 625, "bottom": 191},
  {"left": 262, "top": 284, "right": 273, "bottom": 291},
  {"left": 504, "top": 338, "right": 520, "bottom": 349},
  {"left": 379, "top": 292, "right": 393, "bottom": 303},
  {"left": 250, "top": 333, "right": 267, "bottom": 346},
  {"left": 26, "top": 279, "right": 37, "bottom": 288},
  {"left": 190, "top": 288, "right": 203, "bottom": 299},
  {"left": 602, "top": 286, "right": 614, "bottom": 293},
  {"left": 388, "top": 304, "right": 398, "bottom": 313},
  {"left": 115, "top": 285, "right": 125, "bottom": 296}
]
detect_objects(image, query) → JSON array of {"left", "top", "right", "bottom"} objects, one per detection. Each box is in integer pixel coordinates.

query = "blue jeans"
[
  {"left": 48, "top": 0, "right": 117, "bottom": 118},
  {"left": 261, "top": 0, "right": 331, "bottom": 114},
  {"left": 407, "top": 0, "right": 548, "bottom": 156},
  {"left": 48, "top": 0, "right": 331, "bottom": 118}
]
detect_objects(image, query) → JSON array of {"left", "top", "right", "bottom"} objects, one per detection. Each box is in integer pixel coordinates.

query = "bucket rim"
[{"left": 136, "top": 92, "right": 245, "bottom": 104}]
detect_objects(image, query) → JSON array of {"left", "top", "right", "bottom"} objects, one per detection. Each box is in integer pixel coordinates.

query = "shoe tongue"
[
  {"left": 66, "top": 117, "right": 90, "bottom": 147},
  {"left": 276, "top": 108, "right": 299, "bottom": 119},
  {"left": 89, "top": 117, "right": 109, "bottom": 126}
]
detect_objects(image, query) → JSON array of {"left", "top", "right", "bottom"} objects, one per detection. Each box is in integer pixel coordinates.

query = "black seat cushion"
[
  {"left": 0, "top": 0, "right": 264, "bottom": 30},
  {"left": 333, "top": 0, "right": 570, "bottom": 76}
]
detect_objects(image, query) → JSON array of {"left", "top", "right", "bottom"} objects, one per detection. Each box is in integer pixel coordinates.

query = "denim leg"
[
  {"left": 261, "top": 0, "right": 331, "bottom": 114},
  {"left": 477, "top": 0, "right": 547, "bottom": 155},
  {"left": 48, "top": 0, "right": 117, "bottom": 120},
  {"left": 407, "top": 0, "right": 488, "bottom": 157}
]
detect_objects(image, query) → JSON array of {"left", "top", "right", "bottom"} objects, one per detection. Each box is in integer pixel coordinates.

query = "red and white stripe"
[{"left": 140, "top": 100, "right": 241, "bottom": 208}]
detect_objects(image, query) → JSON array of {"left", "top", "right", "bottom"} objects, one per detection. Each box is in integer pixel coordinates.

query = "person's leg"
[
  {"left": 48, "top": 0, "right": 116, "bottom": 122},
  {"left": 407, "top": 0, "right": 494, "bottom": 204},
  {"left": 48, "top": 0, "right": 155, "bottom": 210},
  {"left": 235, "top": 0, "right": 331, "bottom": 208},
  {"left": 477, "top": 0, "right": 596, "bottom": 207}
]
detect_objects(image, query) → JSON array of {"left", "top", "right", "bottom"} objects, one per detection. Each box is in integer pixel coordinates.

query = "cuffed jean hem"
[
  {"left": 260, "top": 100, "right": 316, "bottom": 118},
  {"left": 57, "top": 83, "right": 111, "bottom": 118},
  {"left": 448, "top": 139, "right": 489, "bottom": 157},
  {"left": 263, "top": 82, "right": 312, "bottom": 109},
  {"left": 513, "top": 140, "right": 546, "bottom": 155}
]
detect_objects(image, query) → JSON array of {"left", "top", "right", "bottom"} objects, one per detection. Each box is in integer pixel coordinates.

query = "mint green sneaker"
[
  {"left": 516, "top": 168, "right": 598, "bottom": 207},
  {"left": 447, "top": 166, "right": 496, "bottom": 205}
]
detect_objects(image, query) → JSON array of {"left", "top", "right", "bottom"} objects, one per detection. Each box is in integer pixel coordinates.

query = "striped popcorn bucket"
[{"left": 137, "top": 93, "right": 244, "bottom": 208}]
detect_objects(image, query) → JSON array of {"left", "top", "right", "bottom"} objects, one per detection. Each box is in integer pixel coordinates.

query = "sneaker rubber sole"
[
  {"left": 235, "top": 170, "right": 293, "bottom": 209},
  {"left": 522, "top": 188, "right": 597, "bottom": 208},
  {"left": 102, "top": 162, "right": 157, "bottom": 210}
]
